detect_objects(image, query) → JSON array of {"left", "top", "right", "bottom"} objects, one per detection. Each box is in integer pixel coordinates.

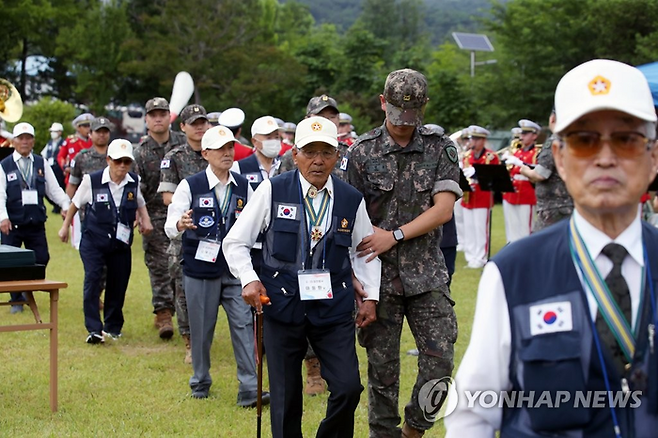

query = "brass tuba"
[{"left": 0, "top": 78, "right": 23, "bottom": 123}]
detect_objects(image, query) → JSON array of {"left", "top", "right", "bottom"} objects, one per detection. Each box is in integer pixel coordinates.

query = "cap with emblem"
[
  {"left": 49, "top": 122, "right": 64, "bottom": 132},
  {"left": 202, "top": 125, "right": 236, "bottom": 150},
  {"left": 13, "top": 122, "right": 35, "bottom": 137},
  {"left": 107, "top": 139, "right": 134, "bottom": 161},
  {"left": 468, "top": 125, "right": 490, "bottom": 138},
  {"left": 91, "top": 117, "right": 113, "bottom": 132},
  {"left": 145, "top": 97, "right": 170, "bottom": 113},
  {"left": 180, "top": 104, "right": 208, "bottom": 125},
  {"left": 207, "top": 112, "right": 222, "bottom": 126},
  {"left": 72, "top": 113, "right": 94, "bottom": 128},
  {"left": 251, "top": 116, "right": 280, "bottom": 137},
  {"left": 518, "top": 119, "right": 541, "bottom": 133},
  {"left": 283, "top": 122, "right": 297, "bottom": 133},
  {"left": 217, "top": 108, "right": 245, "bottom": 128},
  {"left": 554, "top": 59, "right": 657, "bottom": 134},
  {"left": 383, "top": 69, "right": 429, "bottom": 127},
  {"left": 339, "top": 113, "right": 352, "bottom": 124},
  {"left": 511, "top": 127, "right": 522, "bottom": 138},
  {"left": 306, "top": 95, "right": 339, "bottom": 116},
  {"left": 295, "top": 116, "right": 338, "bottom": 149}
]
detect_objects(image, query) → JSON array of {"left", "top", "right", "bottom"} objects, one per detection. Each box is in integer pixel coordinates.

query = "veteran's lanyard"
[
  {"left": 217, "top": 184, "right": 233, "bottom": 225},
  {"left": 568, "top": 216, "right": 658, "bottom": 438},
  {"left": 18, "top": 157, "right": 32, "bottom": 189},
  {"left": 303, "top": 189, "right": 330, "bottom": 243}
]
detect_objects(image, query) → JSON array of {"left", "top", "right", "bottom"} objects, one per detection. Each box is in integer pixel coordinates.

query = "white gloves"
[
  {"left": 463, "top": 167, "right": 476, "bottom": 178},
  {"left": 504, "top": 154, "right": 524, "bottom": 167}
]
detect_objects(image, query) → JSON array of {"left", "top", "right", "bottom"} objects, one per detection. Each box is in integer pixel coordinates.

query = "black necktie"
[{"left": 595, "top": 243, "right": 632, "bottom": 374}]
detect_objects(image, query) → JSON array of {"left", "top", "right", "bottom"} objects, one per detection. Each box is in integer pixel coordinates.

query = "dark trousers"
[
  {"left": 80, "top": 236, "right": 131, "bottom": 334},
  {"left": 264, "top": 315, "right": 363, "bottom": 438},
  {"left": 1, "top": 223, "right": 49, "bottom": 302},
  {"left": 440, "top": 245, "right": 457, "bottom": 287}
]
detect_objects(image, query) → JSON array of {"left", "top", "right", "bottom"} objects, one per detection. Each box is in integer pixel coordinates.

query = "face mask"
[
  {"left": 50, "top": 131, "right": 61, "bottom": 140},
  {"left": 260, "top": 139, "right": 281, "bottom": 158}
]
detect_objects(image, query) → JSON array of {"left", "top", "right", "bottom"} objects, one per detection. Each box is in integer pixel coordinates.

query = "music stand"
[
  {"left": 459, "top": 169, "right": 473, "bottom": 193},
  {"left": 0, "top": 147, "right": 14, "bottom": 161},
  {"left": 648, "top": 174, "right": 658, "bottom": 192},
  {"left": 472, "top": 164, "right": 514, "bottom": 259}
]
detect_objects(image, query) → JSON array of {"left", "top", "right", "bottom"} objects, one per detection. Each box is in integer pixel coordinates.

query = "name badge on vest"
[
  {"left": 195, "top": 239, "right": 221, "bottom": 263},
  {"left": 22, "top": 190, "right": 38, "bottom": 205},
  {"left": 529, "top": 301, "right": 573, "bottom": 336},
  {"left": 297, "top": 269, "right": 333, "bottom": 300},
  {"left": 116, "top": 222, "right": 131, "bottom": 244}
]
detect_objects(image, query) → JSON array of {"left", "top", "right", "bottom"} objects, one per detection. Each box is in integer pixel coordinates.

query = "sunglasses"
[
  {"left": 112, "top": 157, "right": 132, "bottom": 165},
  {"left": 562, "top": 131, "right": 650, "bottom": 159}
]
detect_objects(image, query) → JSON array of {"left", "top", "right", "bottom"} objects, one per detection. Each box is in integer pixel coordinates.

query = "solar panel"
[{"left": 452, "top": 33, "right": 494, "bottom": 52}]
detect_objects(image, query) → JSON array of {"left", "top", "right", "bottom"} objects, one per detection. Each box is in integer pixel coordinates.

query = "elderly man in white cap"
[
  {"left": 231, "top": 115, "right": 282, "bottom": 191},
  {"left": 41, "top": 122, "right": 66, "bottom": 212},
  {"left": 1, "top": 122, "right": 70, "bottom": 313},
  {"left": 461, "top": 125, "right": 500, "bottom": 268},
  {"left": 164, "top": 125, "right": 267, "bottom": 405},
  {"left": 446, "top": 59, "right": 658, "bottom": 437},
  {"left": 59, "top": 139, "right": 152, "bottom": 343},
  {"left": 223, "top": 116, "right": 381, "bottom": 438},
  {"left": 501, "top": 118, "right": 542, "bottom": 242}
]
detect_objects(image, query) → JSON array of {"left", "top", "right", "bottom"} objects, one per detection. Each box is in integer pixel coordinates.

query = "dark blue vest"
[
  {"left": 260, "top": 170, "right": 362, "bottom": 326},
  {"left": 1, "top": 154, "right": 47, "bottom": 225},
  {"left": 84, "top": 170, "right": 138, "bottom": 248},
  {"left": 181, "top": 170, "right": 248, "bottom": 280},
  {"left": 495, "top": 219, "right": 658, "bottom": 438},
  {"left": 237, "top": 154, "right": 263, "bottom": 191}
]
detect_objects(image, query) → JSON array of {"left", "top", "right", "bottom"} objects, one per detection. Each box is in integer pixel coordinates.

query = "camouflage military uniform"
[
  {"left": 69, "top": 147, "right": 108, "bottom": 186},
  {"left": 534, "top": 136, "right": 573, "bottom": 231},
  {"left": 158, "top": 143, "right": 208, "bottom": 336},
  {"left": 134, "top": 130, "right": 186, "bottom": 314},
  {"left": 349, "top": 123, "right": 462, "bottom": 436},
  {"left": 277, "top": 141, "right": 351, "bottom": 182}
]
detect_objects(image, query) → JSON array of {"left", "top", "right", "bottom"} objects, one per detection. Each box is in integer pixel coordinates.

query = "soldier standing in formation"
[
  {"left": 158, "top": 104, "right": 211, "bottom": 363},
  {"left": 349, "top": 69, "right": 461, "bottom": 438},
  {"left": 501, "top": 119, "right": 541, "bottom": 242},
  {"left": 133, "top": 97, "right": 187, "bottom": 339}
]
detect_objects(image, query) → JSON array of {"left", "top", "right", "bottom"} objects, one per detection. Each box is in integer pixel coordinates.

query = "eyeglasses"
[
  {"left": 299, "top": 149, "right": 337, "bottom": 159},
  {"left": 112, "top": 157, "right": 133, "bottom": 165},
  {"left": 562, "top": 131, "right": 650, "bottom": 159}
]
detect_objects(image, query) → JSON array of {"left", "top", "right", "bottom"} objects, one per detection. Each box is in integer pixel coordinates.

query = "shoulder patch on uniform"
[
  {"left": 445, "top": 145, "right": 459, "bottom": 163},
  {"left": 160, "top": 159, "right": 170, "bottom": 169},
  {"left": 339, "top": 156, "right": 349, "bottom": 171}
]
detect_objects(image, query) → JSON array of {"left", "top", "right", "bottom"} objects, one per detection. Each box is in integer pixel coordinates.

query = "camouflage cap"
[
  {"left": 306, "top": 95, "right": 339, "bottom": 116},
  {"left": 383, "top": 69, "right": 429, "bottom": 126},
  {"left": 145, "top": 97, "right": 169, "bottom": 113},
  {"left": 180, "top": 104, "right": 208, "bottom": 124},
  {"left": 91, "top": 116, "right": 113, "bottom": 132}
]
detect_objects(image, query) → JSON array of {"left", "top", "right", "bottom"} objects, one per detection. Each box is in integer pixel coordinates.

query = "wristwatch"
[{"left": 393, "top": 228, "right": 405, "bottom": 242}]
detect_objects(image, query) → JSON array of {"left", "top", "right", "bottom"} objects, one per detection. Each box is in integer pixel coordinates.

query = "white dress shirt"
[
  {"left": 0, "top": 150, "right": 71, "bottom": 221},
  {"left": 222, "top": 173, "right": 381, "bottom": 301},
  {"left": 445, "top": 209, "right": 645, "bottom": 437},
  {"left": 230, "top": 156, "right": 280, "bottom": 181},
  {"left": 164, "top": 166, "right": 254, "bottom": 239},
  {"left": 72, "top": 167, "right": 145, "bottom": 210}
]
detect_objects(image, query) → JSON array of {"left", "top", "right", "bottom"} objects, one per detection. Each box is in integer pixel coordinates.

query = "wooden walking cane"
[{"left": 256, "top": 295, "right": 270, "bottom": 438}]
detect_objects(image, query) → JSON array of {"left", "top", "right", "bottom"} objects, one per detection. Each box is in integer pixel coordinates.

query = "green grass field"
[{"left": 0, "top": 206, "right": 508, "bottom": 437}]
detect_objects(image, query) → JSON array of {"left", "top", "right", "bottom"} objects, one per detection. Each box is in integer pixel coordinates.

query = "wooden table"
[{"left": 0, "top": 279, "right": 68, "bottom": 412}]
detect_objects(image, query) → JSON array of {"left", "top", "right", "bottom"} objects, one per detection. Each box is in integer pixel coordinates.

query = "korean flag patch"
[
  {"left": 6, "top": 172, "right": 17, "bottom": 182},
  {"left": 529, "top": 301, "right": 573, "bottom": 336},
  {"left": 199, "top": 197, "right": 214, "bottom": 208},
  {"left": 339, "top": 156, "right": 349, "bottom": 171},
  {"left": 96, "top": 193, "right": 109, "bottom": 203},
  {"left": 246, "top": 174, "right": 259, "bottom": 182},
  {"left": 160, "top": 159, "right": 171, "bottom": 169},
  {"left": 277, "top": 205, "right": 297, "bottom": 220}
]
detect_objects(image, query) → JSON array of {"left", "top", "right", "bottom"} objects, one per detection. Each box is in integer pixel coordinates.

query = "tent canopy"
[{"left": 638, "top": 61, "right": 658, "bottom": 106}]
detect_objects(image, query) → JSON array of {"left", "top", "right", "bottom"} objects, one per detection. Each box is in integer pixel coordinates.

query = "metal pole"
[
  {"left": 256, "top": 310, "right": 264, "bottom": 438},
  {"left": 471, "top": 51, "right": 475, "bottom": 77}
]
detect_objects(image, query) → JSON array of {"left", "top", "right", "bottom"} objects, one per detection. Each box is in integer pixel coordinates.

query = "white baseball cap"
[
  {"left": 554, "top": 59, "right": 657, "bottom": 134},
  {"left": 294, "top": 116, "right": 338, "bottom": 149},
  {"left": 13, "top": 122, "right": 35, "bottom": 137},
  {"left": 107, "top": 139, "right": 134, "bottom": 160},
  {"left": 251, "top": 116, "right": 279, "bottom": 137},
  {"left": 49, "top": 122, "right": 64, "bottom": 132},
  {"left": 202, "top": 125, "right": 236, "bottom": 150},
  {"left": 217, "top": 107, "right": 245, "bottom": 128}
]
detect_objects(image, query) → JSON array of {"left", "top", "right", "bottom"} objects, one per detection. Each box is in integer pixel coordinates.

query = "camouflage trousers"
[
  {"left": 167, "top": 238, "right": 189, "bottom": 336},
  {"left": 142, "top": 218, "right": 175, "bottom": 313},
  {"left": 358, "top": 283, "right": 457, "bottom": 437},
  {"left": 534, "top": 206, "right": 573, "bottom": 232}
]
